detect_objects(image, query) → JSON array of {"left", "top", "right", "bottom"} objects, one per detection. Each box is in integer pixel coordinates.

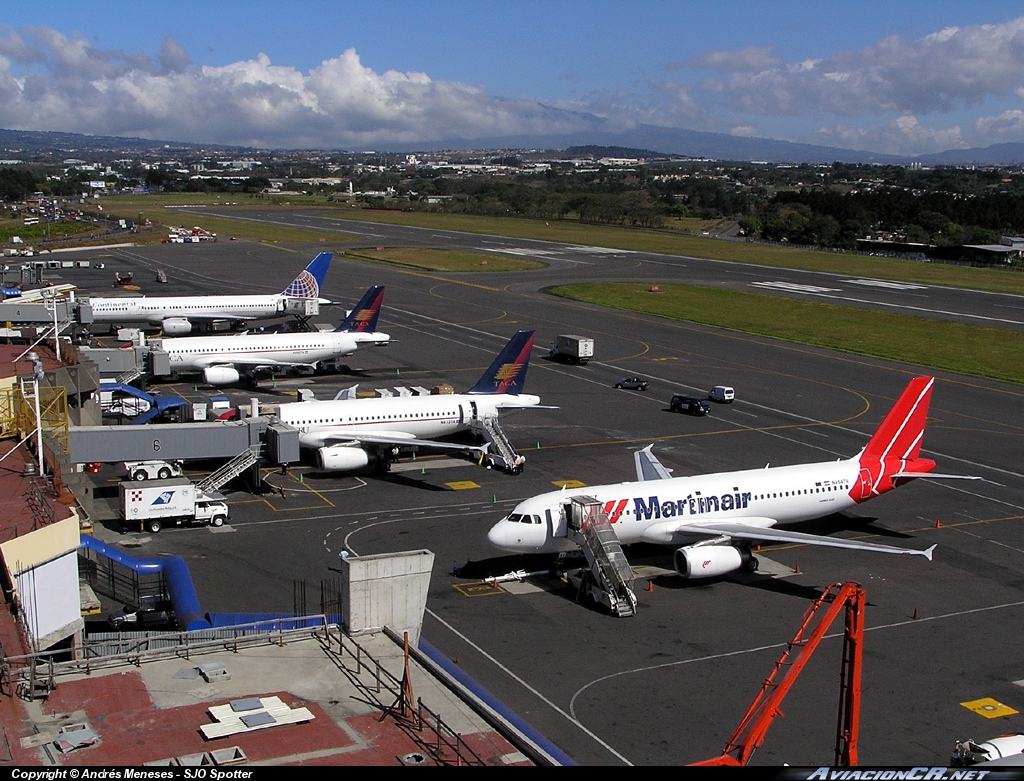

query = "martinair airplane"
[
  {"left": 488, "top": 377, "right": 980, "bottom": 578},
  {"left": 157, "top": 286, "right": 389, "bottom": 386},
  {"left": 277, "top": 330, "right": 544, "bottom": 473},
  {"left": 87, "top": 251, "right": 333, "bottom": 334}
]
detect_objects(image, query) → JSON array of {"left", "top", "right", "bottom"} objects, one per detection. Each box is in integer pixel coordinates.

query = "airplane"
[
  {"left": 488, "top": 376, "right": 981, "bottom": 577},
  {"left": 86, "top": 251, "right": 333, "bottom": 334},
  {"left": 157, "top": 285, "right": 389, "bottom": 386},
  {"left": 276, "top": 330, "right": 543, "bottom": 474}
]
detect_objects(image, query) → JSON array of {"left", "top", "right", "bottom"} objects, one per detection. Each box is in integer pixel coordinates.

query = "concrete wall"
[{"left": 340, "top": 549, "right": 434, "bottom": 645}]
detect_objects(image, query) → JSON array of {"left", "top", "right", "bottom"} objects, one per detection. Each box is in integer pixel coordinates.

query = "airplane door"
[
  {"left": 548, "top": 507, "right": 567, "bottom": 538},
  {"left": 470, "top": 401, "right": 479, "bottom": 421}
]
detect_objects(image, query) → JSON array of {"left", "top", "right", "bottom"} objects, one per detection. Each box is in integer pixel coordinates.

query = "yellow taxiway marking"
[
  {"left": 960, "top": 698, "right": 1019, "bottom": 718},
  {"left": 552, "top": 479, "right": 586, "bottom": 489},
  {"left": 453, "top": 582, "right": 506, "bottom": 598},
  {"left": 445, "top": 480, "right": 480, "bottom": 491}
]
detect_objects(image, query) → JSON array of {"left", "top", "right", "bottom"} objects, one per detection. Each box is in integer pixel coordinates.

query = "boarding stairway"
[
  {"left": 478, "top": 415, "right": 525, "bottom": 475},
  {"left": 115, "top": 366, "right": 143, "bottom": 385},
  {"left": 195, "top": 447, "right": 260, "bottom": 495},
  {"left": 564, "top": 496, "right": 637, "bottom": 617}
]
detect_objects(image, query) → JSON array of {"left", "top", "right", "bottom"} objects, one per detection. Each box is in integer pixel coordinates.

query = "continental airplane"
[
  {"left": 488, "top": 377, "right": 980, "bottom": 577},
  {"left": 277, "top": 330, "right": 542, "bottom": 473},
  {"left": 157, "top": 285, "right": 388, "bottom": 386},
  {"left": 87, "top": 252, "right": 333, "bottom": 334}
]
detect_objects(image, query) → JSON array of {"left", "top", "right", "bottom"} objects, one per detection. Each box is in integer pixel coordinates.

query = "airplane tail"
[
  {"left": 282, "top": 252, "right": 332, "bottom": 298},
  {"left": 334, "top": 286, "right": 384, "bottom": 333},
  {"left": 851, "top": 376, "right": 936, "bottom": 500},
  {"left": 466, "top": 330, "right": 535, "bottom": 395}
]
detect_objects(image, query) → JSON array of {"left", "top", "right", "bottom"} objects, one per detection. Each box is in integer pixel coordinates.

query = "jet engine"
[
  {"left": 673, "top": 545, "right": 757, "bottom": 579},
  {"left": 317, "top": 445, "right": 371, "bottom": 471},
  {"left": 203, "top": 366, "right": 240, "bottom": 385},
  {"left": 161, "top": 317, "right": 192, "bottom": 335}
]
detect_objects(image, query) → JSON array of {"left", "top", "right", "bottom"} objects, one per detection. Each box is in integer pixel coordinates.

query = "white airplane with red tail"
[{"left": 488, "top": 377, "right": 980, "bottom": 578}]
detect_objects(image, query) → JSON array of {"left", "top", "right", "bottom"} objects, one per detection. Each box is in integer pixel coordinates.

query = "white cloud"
[
  {"left": 811, "top": 116, "right": 967, "bottom": 155},
  {"left": 0, "top": 27, "right": 605, "bottom": 148},
  {"left": 668, "top": 16, "right": 1024, "bottom": 118}
]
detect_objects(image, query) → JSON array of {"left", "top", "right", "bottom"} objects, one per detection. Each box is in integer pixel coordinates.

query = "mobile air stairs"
[
  {"left": 195, "top": 446, "right": 260, "bottom": 495},
  {"left": 478, "top": 415, "right": 526, "bottom": 475},
  {"left": 562, "top": 496, "right": 637, "bottom": 617}
]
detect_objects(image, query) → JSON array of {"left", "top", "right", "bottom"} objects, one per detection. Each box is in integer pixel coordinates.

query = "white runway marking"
[{"left": 751, "top": 281, "right": 842, "bottom": 293}]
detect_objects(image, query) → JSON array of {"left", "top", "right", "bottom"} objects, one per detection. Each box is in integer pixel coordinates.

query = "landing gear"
[{"left": 742, "top": 554, "right": 759, "bottom": 573}]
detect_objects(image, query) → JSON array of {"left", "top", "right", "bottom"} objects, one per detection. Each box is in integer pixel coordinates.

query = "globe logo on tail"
[{"left": 284, "top": 270, "right": 319, "bottom": 299}]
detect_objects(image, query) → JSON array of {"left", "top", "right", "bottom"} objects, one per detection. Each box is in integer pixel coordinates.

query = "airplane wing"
[
  {"left": 635, "top": 444, "right": 673, "bottom": 481},
  {"left": 194, "top": 358, "right": 316, "bottom": 370},
  {"left": 320, "top": 429, "right": 487, "bottom": 454},
  {"left": 641, "top": 519, "right": 936, "bottom": 559}
]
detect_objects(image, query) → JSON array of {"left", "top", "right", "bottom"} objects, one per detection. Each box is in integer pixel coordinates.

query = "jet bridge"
[{"left": 562, "top": 496, "right": 637, "bottom": 617}]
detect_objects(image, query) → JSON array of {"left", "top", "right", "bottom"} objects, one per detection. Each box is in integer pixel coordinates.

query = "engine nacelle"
[
  {"left": 317, "top": 445, "right": 371, "bottom": 472},
  {"left": 673, "top": 545, "right": 753, "bottom": 579},
  {"left": 203, "top": 366, "right": 240, "bottom": 385},
  {"left": 161, "top": 317, "right": 192, "bottom": 335}
]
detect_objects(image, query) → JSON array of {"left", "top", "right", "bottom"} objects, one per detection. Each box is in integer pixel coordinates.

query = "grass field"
[
  {"left": 341, "top": 247, "right": 545, "bottom": 272},
  {"left": 553, "top": 282, "right": 1024, "bottom": 385}
]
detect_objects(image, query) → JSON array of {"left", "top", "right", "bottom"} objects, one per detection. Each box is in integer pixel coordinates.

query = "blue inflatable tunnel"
[{"left": 79, "top": 535, "right": 211, "bottom": 630}]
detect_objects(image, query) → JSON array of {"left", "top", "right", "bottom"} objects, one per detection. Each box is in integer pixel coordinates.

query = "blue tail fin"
[
  {"left": 466, "top": 331, "right": 535, "bottom": 395},
  {"left": 282, "top": 252, "right": 332, "bottom": 298},
  {"left": 335, "top": 286, "right": 384, "bottom": 332}
]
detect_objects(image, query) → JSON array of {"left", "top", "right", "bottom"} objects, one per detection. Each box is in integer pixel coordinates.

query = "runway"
[{"left": 70, "top": 229, "right": 1024, "bottom": 765}]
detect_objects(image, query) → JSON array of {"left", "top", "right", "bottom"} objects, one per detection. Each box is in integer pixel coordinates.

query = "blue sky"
[{"left": 4, "top": 1, "right": 1024, "bottom": 155}]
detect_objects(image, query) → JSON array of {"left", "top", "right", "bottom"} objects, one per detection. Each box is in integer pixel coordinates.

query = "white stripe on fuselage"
[{"left": 501, "top": 459, "right": 859, "bottom": 552}]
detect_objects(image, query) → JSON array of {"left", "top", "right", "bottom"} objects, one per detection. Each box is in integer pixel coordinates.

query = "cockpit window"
[
  {"left": 533, "top": 515, "right": 542, "bottom": 525},
  {"left": 507, "top": 513, "right": 523, "bottom": 523}
]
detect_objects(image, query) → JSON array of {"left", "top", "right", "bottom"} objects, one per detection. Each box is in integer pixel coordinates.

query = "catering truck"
[
  {"left": 120, "top": 477, "right": 228, "bottom": 533},
  {"left": 549, "top": 334, "right": 594, "bottom": 365}
]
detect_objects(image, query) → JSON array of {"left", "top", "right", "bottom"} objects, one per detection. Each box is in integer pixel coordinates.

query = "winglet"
[
  {"left": 283, "top": 252, "right": 332, "bottom": 298},
  {"left": 922, "top": 544, "right": 937, "bottom": 561},
  {"left": 335, "top": 286, "right": 384, "bottom": 332},
  {"left": 466, "top": 331, "right": 535, "bottom": 395}
]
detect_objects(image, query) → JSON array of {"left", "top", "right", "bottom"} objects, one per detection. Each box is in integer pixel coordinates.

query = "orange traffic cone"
[
  {"left": 935, "top": 519, "right": 942, "bottom": 528},
  {"left": 794, "top": 563, "right": 801, "bottom": 574},
  {"left": 913, "top": 609, "right": 919, "bottom": 620},
  {"left": 646, "top": 580, "right": 654, "bottom": 593}
]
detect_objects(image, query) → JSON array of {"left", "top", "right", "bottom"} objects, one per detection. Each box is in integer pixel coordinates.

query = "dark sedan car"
[
  {"left": 670, "top": 394, "right": 711, "bottom": 416},
  {"left": 615, "top": 377, "right": 649, "bottom": 391}
]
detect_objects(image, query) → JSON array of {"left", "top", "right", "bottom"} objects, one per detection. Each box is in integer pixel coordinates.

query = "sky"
[{"left": 4, "top": 1, "right": 1024, "bottom": 156}]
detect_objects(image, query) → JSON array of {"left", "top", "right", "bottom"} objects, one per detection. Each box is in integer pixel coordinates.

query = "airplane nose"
[{"left": 486, "top": 522, "right": 509, "bottom": 550}]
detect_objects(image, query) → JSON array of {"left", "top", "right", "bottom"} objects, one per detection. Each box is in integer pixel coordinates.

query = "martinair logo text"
[{"left": 603, "top": 489, "right": 754, "bottom": 523}]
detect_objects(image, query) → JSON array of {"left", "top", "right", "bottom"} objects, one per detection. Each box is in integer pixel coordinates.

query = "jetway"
[{"left": 67, "top": 417, "right": 299, "bottom": 467}]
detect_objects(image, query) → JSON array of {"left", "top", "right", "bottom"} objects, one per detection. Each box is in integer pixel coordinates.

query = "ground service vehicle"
[
  {"left": 124, "top": 460, "right": 183, "bottom": 481},
  {"left": 120, "top": 478, "right": 228, "bottom": 533},
  {"left": 549, "top": 334, "right": 594, "bottom": 365},
  {"left": 671, "top": 394, "right": 710, "bottom": 415},
  {"left": 709, "top": 385, "right": 735, "bottom": 403}
]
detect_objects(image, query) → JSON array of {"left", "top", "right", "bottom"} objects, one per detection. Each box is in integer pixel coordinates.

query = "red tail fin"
[{"left": 851, "top": 377, "right": 935, "bottom": 501}]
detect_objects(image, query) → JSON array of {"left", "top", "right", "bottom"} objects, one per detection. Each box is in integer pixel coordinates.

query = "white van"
[{"left": 708, "top": 385, "right": 735, "bottom": 403}]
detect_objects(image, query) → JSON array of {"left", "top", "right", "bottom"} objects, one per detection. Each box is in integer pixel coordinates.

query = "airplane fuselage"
[
  {"left": 158, "top": 330, "right": 389, "bottom": 371},
  {"left": 279, "top": 393, "right": 541, "bottom": 448},
  {"left": 488, "top": 458, "right": 862, "bottom": 553},
  {"left": 88, "top": 295, "right": 289, "bottom": 323}
]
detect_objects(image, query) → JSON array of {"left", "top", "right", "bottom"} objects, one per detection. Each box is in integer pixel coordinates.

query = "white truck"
[
  {"left": 549, "top": 334, "right": 594, "bottom": 365},
  {"left": 124, "top": 460, "right": 183, "bottom": 482},
  {"left": 120, "top": 477, "right": 228, "bottom": 533}
]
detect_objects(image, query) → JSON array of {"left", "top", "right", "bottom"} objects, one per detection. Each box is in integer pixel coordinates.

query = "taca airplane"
[
  {"left": 488, "top": 376, "right": 979, "bottom": 577},
  {"left": 86, "top": 251, "right": 333, "bottom": 334},
  {"left": 157, "top": 285, "right": 389, "bottom": 386},
  {"left": 277, "top": 330, "right": 543, "bottom": 473}
]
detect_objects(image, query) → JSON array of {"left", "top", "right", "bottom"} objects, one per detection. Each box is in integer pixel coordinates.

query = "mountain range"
[{"left": 4, "top": 126, "right": 1024, "bottom": 167}]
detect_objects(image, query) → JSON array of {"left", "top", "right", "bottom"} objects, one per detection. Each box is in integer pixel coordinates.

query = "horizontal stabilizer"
[{"left": 891, "top": 472, "right": 982, "bottom": 481}]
